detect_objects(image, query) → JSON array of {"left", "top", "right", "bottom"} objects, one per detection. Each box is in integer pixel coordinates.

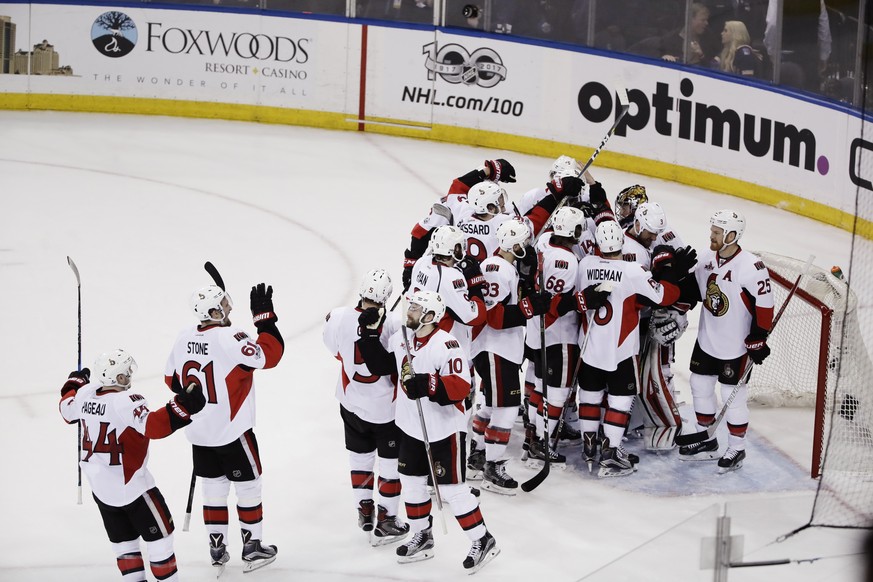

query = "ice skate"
[
  {"left": 241, "top": 531, "right": 277, "bottom": 573},
  {"left": 558, "top": 423, "right": 582, "bottom": 444},
  {"left": 717, "top": 448, "right": 746, "bottom": 473},
  {"left": 480, "top": 460, "right": 518, "bottom": 496},
  {"left": 525, "top": 438, "right": 566, "bottom": 470},
  {"left": 371, "top": 505, "right": 409, "bottom": 546},
  {"left": 462, "top": 531, "right": 500, "bottom": 574},
  {"left": 209, "top": 533, "right": 229, "bottom": 578},
  {"left": 396, "top": 516, "right": 434, "bottom": 564},
  {"left": 467, "top": 442, "right": 485, "bottom": 481},
  {"left": 357, "top": 499, "right": 375, "bottom": 532},
  {"left": 598, "top": 438, "right": 635, "bottom": 478},
  {"left": 582, "top": 431, "right": 599, "bottom": 474},
  {"left": 678, "top": 437, "right": 719, "bottom": 461}
]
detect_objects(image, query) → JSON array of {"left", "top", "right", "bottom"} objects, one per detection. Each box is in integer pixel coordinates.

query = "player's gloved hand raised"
[
  {"left": 519, "top": 290, "right": 551, "bottom": 318},
  {"left": 484, "top": 159, "right": 516, "bottom": 183},
  {"left": 546, "top": 175, "right": 584, "bottom": 201},
  {"left": 650, "top": 245, "right": 675, "bottom": 279},
  {"left": 457, "top": 255, "right": 485, "bottom": 289},
  {"left": 61, "top": 368, "right": 90, "bottom": 397},
  {"left": 589, "top": 182, "right": 607, "bottom": 207},
  {"left": 250, "top": 283, "right": 278, "bottom": 326},
  {"left": 673, "top": 246, "right": 698, "bottom": 274},
  {"left": 403, "top": 373, "right": 432, "bottom": 400},
  {"left": 402, "top": 250, "right": 417, "bottom": 292},
  {"left": 357, "top": 307, "right": 385, "bottom": 339},
  {"left": 745, "top": 334, "right": 770, "bottom": 365}
]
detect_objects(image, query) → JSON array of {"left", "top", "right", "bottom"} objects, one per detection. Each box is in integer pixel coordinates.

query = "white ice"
[{"left": 0, "top": 111, "right": 868, "bottom": 581}]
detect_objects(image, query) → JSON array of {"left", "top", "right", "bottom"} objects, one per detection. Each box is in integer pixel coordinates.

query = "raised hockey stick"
[
  {"left": 399, "top": 313, "right": 449, "bottom": 535},
  {"left": 577, "top": 88, "right": 630, "bottom": 177},
  {"left": 204, "top": 261, "right": 226, "bottom": 291},
  {"left": 675, "top": 255, "right": 815, "bottom": 447},
  {"left": 67, "top": 256, "right": 83, "bottom": 505}
]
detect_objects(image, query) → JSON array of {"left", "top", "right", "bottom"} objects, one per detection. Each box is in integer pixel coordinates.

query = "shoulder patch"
[
  {"left": 444, "top": 339, "right": 460, "bottom": 349},
  {"left": 233, "top": 331, "right": 250, "bottom": 342},
  {"left": 554, "top": 259, "right": 569, "bottom": 269},
  {"left": 128, "top": 393, "right": 144, "bottom": 402},
  {"left": 662, "top": 231, "right": 676, "bottom": 242},
  {"left": 485, "top": 263, "right": 500, "bottom": 272},
  {"left": 452, "top": 278, "right": 466, "bottom": 290},
  {"left": 622, "top": 253, "right": 636, "bottom": 263},
  {"left": 754, "top": 261, "right": 766, "bottom": 270}
]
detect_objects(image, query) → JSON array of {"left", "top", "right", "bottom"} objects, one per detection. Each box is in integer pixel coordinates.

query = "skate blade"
[
  {"left": 213, "top": 563, "right": 226, "bottom": 579},
  {"left": 717, "top": 461, "right": 744, "bottom": 474},
  {"left": 645, "top": 444, "right": 677, "bottom": 452},
  {"left": 480, "top": 481, "right": 517, "bottom": 496},
  {"left": 370, "top": 531, "right": 409, "bottom": 547},
  {"left": 585, "top": 460, "right": 594, "bottom": 474},
  {"left": 597, "top": 466, "right": 634, "bottom": 478},
  {"left": 397, "top": 549, "right": 435, "bottom": 564},
  {"left": 466, "top": 546, "right": 501, "bottom": 575},
  {"left": 678, "top": 453, "right": 720, "bottom": 462},
  {"left": 243, "top": 555, "right": 277, "bottom": 573}
]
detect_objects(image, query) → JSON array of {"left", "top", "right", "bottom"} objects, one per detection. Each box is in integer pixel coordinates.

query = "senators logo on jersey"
[{"left": 704, "top": 280, "right": 729, "bottom": 316}]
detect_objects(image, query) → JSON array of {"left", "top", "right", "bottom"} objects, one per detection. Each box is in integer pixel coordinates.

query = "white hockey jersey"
[
  {"left": 60, "top": 384, "right": 163, "bottom": 507},
  {"left": 323, "top": 306, "right": 399, "bottom": 425},
  {"left": 577, "top": 256, "right": 681, "bottom": 371},
  {"left": 164, "top": 323, "right": 283, "bottom": 447},
  {"left": 526, "top": 234, "right": 580, "bottom": 349},
  {"left": 694, "top": 248, "right": 775, "bottom": 360},
  {"left": 389, "top": 327, "right": 471, "bottom": 442},
  {"left": 473, "top": 255, "right": 525, "bottom": 363},
  {"left": 455, "top": 206, "right": 514, "bottom": 262}
]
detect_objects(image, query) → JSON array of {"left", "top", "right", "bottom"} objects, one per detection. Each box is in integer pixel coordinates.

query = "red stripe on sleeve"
[
  {"left": 441, "top": 374, "right": 471, "bottom": 403},
  {"left": 257, "top": 332, "right": 284, "bottom": 369}
]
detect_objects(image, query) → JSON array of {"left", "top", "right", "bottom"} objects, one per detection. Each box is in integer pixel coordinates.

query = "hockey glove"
[
  {"left": 457, "top": 255, "right": 485, "bottom": 289},
  {"left": 250, "top": 283, "right": 278, "bottom": 326},
  {"left": 357, "top": 307, "right": 385, "bottom": 339},
  {"left": 166, "top": 383, "right": 205, "bottom": 431},
  {"left": 403, "top": 373, "right": 432, "bottom": 400},
  {"left": 650, "top": 309, "right": 687, "bottom": 345},
  {"left": 519, "top": 291, "right": 551, "bottom": 318},
  {"left": 582, "top": 284, "right": 611, "bottom": 311},
  {"left": 745, "top": 334, "right": 771, "bottom": 365},
  {"left": 484, "top": 158, "right": 517, "bottom": 183},
  {"left": 61, "top": 368, "right": 90, "bottom": 398},
  {"left": 546, "top": 175, "right": 584, "bottom": 202},
  {"left": 589, "top": 181, "right": 608, "bottom": 207},
  {"left": 650, "top": 245, "right": 675, "bottom": 279},
  {"left": 402, "top": 250, "right": 417, "bottom": 292},
  {"left": 659, "top": 246, "right": 698, "bottom": 283}
]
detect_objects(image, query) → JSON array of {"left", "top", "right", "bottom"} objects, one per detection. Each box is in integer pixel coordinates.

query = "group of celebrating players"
[{"left": 324, "top": 154, "right": 775, "bottom": 573}]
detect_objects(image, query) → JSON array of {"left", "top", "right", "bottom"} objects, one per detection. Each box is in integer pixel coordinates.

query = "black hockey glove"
[
  {"left": 484, "top": 158, "right": 516, "bottom": 183},
  {"left": 402, "top": 249, "right": 417, "bottom": 292},
  {"left": 660, "top": 246, "right": 698, "bottom": 283},
  {"left": 61, "top": 368, "right": 90, "bottom": 398},
  {"left": 581, "top": 284, "right": 611, "bottom": 311},
  {"left": 403, "top": 373, "right": 432, "bottom": 400},
  {"left": 457, "top": 255, "right": 485, "bottom": 289},
  {"left": 546, "top": 175, "right": 584, "bottom": 202},
  {"left": 250, "top": 283, "right": 278, "bottom": 326},
  {"left": 589, "top": 182, "right": 607, "bottom": 207},
  {"left": 650, "top": 245, "right": 675, "bottom": 279},
  {"left": 518, "top": 291, "right": 551, "bottom": 318},
  {"left": 167, "top": 383, "right": 206, "bottom": 432},
  {"left": 745, "top": 334, "right": 771, "bottom": 365},
  {"left": 357, "top": 307, "right": 385, "bottom": 339}
]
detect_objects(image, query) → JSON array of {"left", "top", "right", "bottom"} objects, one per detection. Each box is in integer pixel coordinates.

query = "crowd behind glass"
[{"left": 138, "top": 0, "right": 869, "bottom": 109}]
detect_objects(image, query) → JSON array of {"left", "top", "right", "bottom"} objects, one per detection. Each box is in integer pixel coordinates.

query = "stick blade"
[
  {"left": 615, "top": 86, "right": 630, "bottom": 110},
  {"left": 203, "top": 261, "right": 225, "bottom": 291},
  {"left": 67, "top": 256, "right": 81, "bottom": 285},
  {"left": 675, "top": 430, "right": 710, "bottom": 447},
  {"left": 521, "top": 463, "right": 550, "bottom": 492}
]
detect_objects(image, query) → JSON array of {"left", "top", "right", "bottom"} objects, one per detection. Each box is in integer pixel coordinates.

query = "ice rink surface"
[{"left": 0, "top": 111, "right": 868, "bottom": 581}]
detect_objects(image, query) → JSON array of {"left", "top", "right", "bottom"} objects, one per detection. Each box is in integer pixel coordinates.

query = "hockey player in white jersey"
[
  {"left": 682, "top": 210, "right": 774, "bottom": 472},
  {"left": 576, "top": 221, "right": 697, "bottom": 477},
  {"left": 60, "top": 349, "right": 206, "bottom": 582},
  {"left": 164, "top": 282, "right": 284, "bottom": 573},
  {"left": 469, "top": 219, "right": 551, "bottom": 494},
  {"left": 355, "top": 290, "right": 500, "bottom": 574},
  {"left": 322, "top": 269, "right": 409, "bottom": 545}
]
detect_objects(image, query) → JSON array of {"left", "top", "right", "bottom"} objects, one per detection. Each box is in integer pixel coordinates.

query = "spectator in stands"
[
  {"left": 702, "top": 0, "right": 768, "bottom": 59},
  {"left": 714, "top": 20, "right": 764, "bottom": 77},
  {"left": 661, "top": 3, "right": 711, "bottom": 65}
]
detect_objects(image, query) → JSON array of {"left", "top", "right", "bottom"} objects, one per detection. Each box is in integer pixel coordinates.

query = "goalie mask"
[
  {"left": 549, "top": 155, "right": 582, "bottom": 180},
  {"left": 359, "top": 269, "right": 393, "bottom": 305},
  {"left": 430, "top": 225, "right": 465, "bottom": 261},
  {"left": 496, "top": 218, "right": 531, "bottom": 258},
  {"left": 407, "top": 289, "right": 446, "bottom": 328},
  {"left": 94, "top": 349, "right": 138, "bottom": 389},
  {"left": 710, "top": 209, "right": 746, "bottom": 246},
  {"left": 634, "top": 202, "right": 667, "bottom": 235},
  {"left": 595, "top": 220, "right": 625, "bottom": 254},
  {"left": 191, "top": 285, "right": 233, "bottom": 323},
  {"left": 551, "top": 206, "right": 586, "bottom": 240},
  {"left": 615, "top": 184, "right": 648, "bottom": 226},
  {"left": 468, "top": 181, "right": 507, "bottom": 216}
]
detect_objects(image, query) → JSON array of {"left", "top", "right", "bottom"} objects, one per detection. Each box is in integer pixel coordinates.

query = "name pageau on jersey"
[
  {"left": 389, "top": 328, "right": 471, "bottom": 442},
  {"left": 323, "top": 306, "right": 400, "bottom": 424},
  {"left": 577, "top": 256, "right": 680, "bottom": 371},
  {"left": 474, "top": 255, "right": 525, "bottom": 363},
  {"left": 164, "top": 323, "right": 281, "bottom": 447},
  {"left": 694, "top": 248, "right": 775, "bottom": 360},
  {"left": 525, "top": 233, "right": 581, "bottom": 350}
]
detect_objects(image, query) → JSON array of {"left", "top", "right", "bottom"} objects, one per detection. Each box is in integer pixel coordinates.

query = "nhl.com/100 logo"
[
  {"left": 91, "top": 11, "right": 138, "bottom": 58},
  {"left": 422, "top": 42, "right": 506, "bottom": 88}
]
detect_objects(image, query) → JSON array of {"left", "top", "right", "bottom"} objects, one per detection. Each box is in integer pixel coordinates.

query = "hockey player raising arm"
[
  {"left": 680, "top": 210, "right": 774, "bottom": 473},
  {"left": 59, "top": 349, "right": 206, "bottom": 582},
  {"left": 355, "top": 290, "right": 500, "bottom": 574},
  {"left": 164, "top": 282, "right": 284, "bottom": 573}
]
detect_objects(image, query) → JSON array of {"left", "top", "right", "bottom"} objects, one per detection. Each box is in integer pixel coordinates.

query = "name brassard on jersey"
[{"left": 459, "top": 223, "right": 491, "bottom": 236}]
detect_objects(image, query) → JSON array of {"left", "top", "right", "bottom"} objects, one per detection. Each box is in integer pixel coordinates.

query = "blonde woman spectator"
[{"left": 716, "top": 20, "right": 763, "bottom": 76}]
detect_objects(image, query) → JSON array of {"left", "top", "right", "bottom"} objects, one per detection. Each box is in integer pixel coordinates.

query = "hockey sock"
[
  {"left": 376, "top": 457, "right": 401, "bottom": 516},
  {"left": 528, "top": 389, "right": 544, "bottom": 438},
  {"left": 720, "top": 383, "right": 749, "bottom": 449},
  {"left": 472, "top": 411, "right": 490, "bottom": 449},
  {"left": 484, "top": 407, "right": 516, "bottom": 461},
  {"left": 442, "top": 483, "right": 486, "bottom": 541},
  {"left": 235, "top": 478, "right": 264, "bottom": 541},
  {"left": 546, "top": 386, "right": 571, "bottom": 442},
  {"left": 602, "top": 394, "right": 634, "bottom": 447},
  {"left": 146, "top": 535, "right": 178, "bottom": 582},
  {"left": 113, "top": 540, "right": 145, "bottom": 582},
  {"left": 579, "top": 389, "right": 604, "bottom": 434},
  {"left": 400, "top": 474, "right": 431, "bottom": 533},
  {"left": 202, "top": 476, "right": 231, "bottom": 541},
  {"left": 349, "top": 450, "right": 376, "bottom": 506},
  {"left": 690, "top": 373, "right": 718, "bottom": 430}
]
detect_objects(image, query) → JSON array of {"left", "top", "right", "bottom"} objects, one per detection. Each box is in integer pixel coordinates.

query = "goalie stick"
[
  {"left": 67, "top": 256, "right": 83, "bottom": 505},
  {"left": 674, "top": 254, "right": 815, "bottom": 447},
  {"left": 521, "top": 89, "right": 630, "bottom": 493}
]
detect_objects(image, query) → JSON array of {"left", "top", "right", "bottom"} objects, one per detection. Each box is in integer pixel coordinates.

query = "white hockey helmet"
[
  {"left": 191, "top": 285, "right": 233, "bottom": 323},
  {"left": 430, "top": 225, "right": 465, "bottom": 261},
  {"left": 633, "top": 202, "right": 667, "bottom": 235},
  {"left": 614, "top": 184, "right": 648, "bottom": 225},
  {"left": 408, "top": 289, "right": 446, "bottom": 324},
  {"left": 710, "top": 209, "right": 746, "bottom": 245},
  {"left": 551, "top": 206, "right": 586, "bottom": 239},
  {"left": 595, "top": 220, "right": 625, "bottom": 254},
  {"left": 359, "top": 269, "right": 393, "bottom": 305},
  {"left": 549, "top": 155, "right": 582, "bottom": 179},
  {"left": 94, "top": 349, "right": 138, "bottom": 388},
  {"left": 468, "top": 181, "right": 506, "bottom": 216},
  {"left": 495, "top": 218, "right": 532, "bottom": 257}
]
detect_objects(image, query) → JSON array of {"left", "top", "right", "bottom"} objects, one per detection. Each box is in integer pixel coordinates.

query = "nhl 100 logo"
[
  {"left": 422, "top": 42, "right": 506, "bottom": 88},
  {"left": 91, "top": 11, "right": 138, "bottom": 58}
]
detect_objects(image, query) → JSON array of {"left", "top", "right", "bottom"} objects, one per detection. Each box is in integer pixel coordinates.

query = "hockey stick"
[
  {"left": 67, "top": 256, "right": 83, "bottom": 505},
  {"left": 577, "top": 87, "right": 630, "bottom": 177},
  {"left": 204, "top": 261, "right": 226, "bottom": 291},
  {"left": 675, "top": 255, "right": 815, "bottom": 447},
  {"left": 399, "top": 311, "right": 449, "bottom": 535}
]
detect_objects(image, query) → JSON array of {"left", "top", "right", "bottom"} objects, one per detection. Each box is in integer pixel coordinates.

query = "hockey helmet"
[
  {"left": 408, "top": 289, "right": 446, "bottom": 324},
  {"left": 595, "top": 220, "right": 625, "bottom": 254},
  {"left": 634, "top": 202, "right": 667, "bottom": 235},
  {"left": 710, "top": 209, "right": 746, "bottom": 245},
  {"left": 549, "top": 155, "right": 582, "bottom": 180},
  {"left": 496, "top": 218, "right": 531, "bottom": 258},
  {"left": 191, "top": 285, "right": 233, "bottom": 323},
  {"left": 430, "top": 225, "right": 465, "bottom": 261},
  {"left": 359, "top": 269, "right": 393, "bottom": 305},
  {"left": 551, "top": 206, "right": 586, "bottom": 239},
  {"left": 614, "top": 184, "right": 648, "bottom": 225},
  {"left": 94, "top": 349, "right": 138, "bottom": 388},
  {"left": 468, "top": 181, "right": 507, "bottom": 216}
]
